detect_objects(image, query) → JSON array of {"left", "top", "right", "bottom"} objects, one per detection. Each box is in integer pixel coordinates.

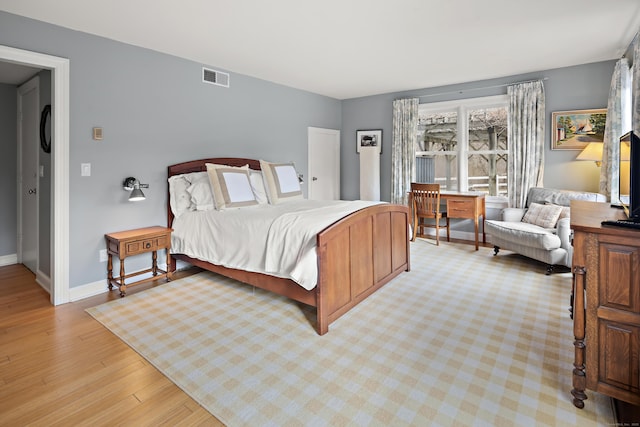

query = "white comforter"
[{"left": 171, "top": 199, "right": 380, "bottom": 290}]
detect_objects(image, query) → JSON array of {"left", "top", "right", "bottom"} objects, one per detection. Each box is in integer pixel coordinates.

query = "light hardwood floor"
[{"left": 0, "top": 264, "right": 223, "bottom": 426}]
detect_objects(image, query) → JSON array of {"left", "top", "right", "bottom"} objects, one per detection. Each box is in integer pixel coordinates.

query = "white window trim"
[{"left": 418, "top": 94, "right": 508, "bottom": 193}]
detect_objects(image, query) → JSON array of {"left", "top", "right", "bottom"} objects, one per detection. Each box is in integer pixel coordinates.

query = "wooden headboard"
[
  {"left": 167, "top": 157, "right": 262, "bottom": 227},
  {"left": 167, "top": 157, "right": 261, "bottom": 177}
]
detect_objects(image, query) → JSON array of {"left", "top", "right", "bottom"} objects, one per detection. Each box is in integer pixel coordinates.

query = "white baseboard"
[
  {"left": 0, "top": 254, "right": 17, "bottom": 267},
  {"left": 415, "top": 229, "right": 494, "bottom": 245},
  {"left": 69, "top": 278, "right": 110, "bottom": 302},
  {"left": 35, "top": 270, "right": 51, "bottom": 293},
  {"left": 417, "top": 229, "right": 477, "bottom": 242},
  {"left": 70, "top": 262, "right": 176, "bottom": 302}
]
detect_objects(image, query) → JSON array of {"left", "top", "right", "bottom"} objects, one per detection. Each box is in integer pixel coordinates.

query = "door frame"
[
  {"left": 307, "top": 127, "right": 340, "bottom": 200},
  {"left": 0, "top": 45, "right": 70, "bottom": 305},
  {"left": 17, "top": 75, "right": 40, "bottom": 273}
]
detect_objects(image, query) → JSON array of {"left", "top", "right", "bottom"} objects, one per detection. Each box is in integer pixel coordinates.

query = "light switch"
[
  {"left": 81, "top": 163, "right": 91, "bottom": 177},
  {"left": 39, "top": 165, "right": 44, "bottom": 177}
]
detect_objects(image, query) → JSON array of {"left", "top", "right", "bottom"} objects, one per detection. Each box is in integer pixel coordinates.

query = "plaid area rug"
[{"left": 87, "top": 240, "right": 613, "bottom": 426}]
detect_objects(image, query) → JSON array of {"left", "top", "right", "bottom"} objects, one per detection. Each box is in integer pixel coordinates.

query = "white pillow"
[
  {"left": 168, "top": 174, "right": 194, "bottom": 218},
  {"left": 206, "top": 163, "right": 258, "bottom": 209},
  {"left": 187, "top": 172, "right": 215, "bottom": 211},
  {"left": 250, "top": 170, "right": 269, "bottom": 204},
  {"left": 259, "top": 160, "right": 303, "bottom": 204}
]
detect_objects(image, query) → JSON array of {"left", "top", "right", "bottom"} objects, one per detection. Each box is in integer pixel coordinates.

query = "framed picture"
[
  {"left": 551, "top": 108, "right": 607, "bottom": 150},
  {"left": 356, "top": 129, "right": 382, "bottom": 153}
]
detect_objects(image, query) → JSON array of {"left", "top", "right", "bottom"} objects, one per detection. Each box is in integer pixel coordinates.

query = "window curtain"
[
  {"left": 507, "top": 81, "right": 545, "bottom": 208},
  {"left": 391, "top": 98, "right": 419, "bottom": 205},
  {"left": 599, "top": 58, "right": 631, "bottom": 201}
]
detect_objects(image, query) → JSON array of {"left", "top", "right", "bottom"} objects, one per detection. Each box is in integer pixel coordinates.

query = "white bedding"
[{"left": 171, "top": 199, "right": 380, "bottom": 290}]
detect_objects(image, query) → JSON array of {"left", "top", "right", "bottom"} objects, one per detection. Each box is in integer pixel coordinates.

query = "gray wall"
[
  {"left": 0, "top": 83, "right": 17, "bottom": 256},
  {"left": 0, "top": 10, "right": 618, "bottom": 290},
  {"left": 0, "top": 11, "right": 342, "bottom": 288},
  {"left": 341, "top": 61, "right": 615, "bottom": 201}
]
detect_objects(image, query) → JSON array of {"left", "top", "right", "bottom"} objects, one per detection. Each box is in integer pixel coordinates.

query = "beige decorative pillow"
[
  {"left": 205, "top": 163, "right": 258, "bottom": 210},
  {"left": 543, "top": 203, "right": 570, "bottom": 227},
  {"left": 259, "top": 160, "right": 303, "bottom": 204},
  {"left": 522, "top": 202, "right": 564, "bottom": 228}
]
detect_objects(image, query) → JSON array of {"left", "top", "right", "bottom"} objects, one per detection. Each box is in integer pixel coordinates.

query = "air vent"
[{"left": 202, "top": 67, "right": 230, "bottom": 87}]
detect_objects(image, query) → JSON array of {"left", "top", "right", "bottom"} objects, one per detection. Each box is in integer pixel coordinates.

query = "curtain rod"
[{"left": 415, "top": 77, "right": 548, "bottom": 99}]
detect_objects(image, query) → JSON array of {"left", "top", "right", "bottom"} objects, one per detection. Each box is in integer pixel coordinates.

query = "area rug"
[{"left": 86, "top": 240, "right": 613, "bottom": 426}]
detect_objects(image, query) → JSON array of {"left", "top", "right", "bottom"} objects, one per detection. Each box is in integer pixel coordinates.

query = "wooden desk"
[
  {"left": 105, "top": 226, "right": 173, "bottom": 297},
  {"left": 570, "top": 201, "right": 639, "bottom": 409},
  {"left": 408, "top": 190, "right": 486, "bottom": 250},
  {"left": 441, "top": 191, "right": 486, "bottom": 250}
]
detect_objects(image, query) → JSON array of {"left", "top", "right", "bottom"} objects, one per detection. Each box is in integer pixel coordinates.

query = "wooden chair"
[{"left": 410, "top": 183, "right": 450, "bottom": 245}]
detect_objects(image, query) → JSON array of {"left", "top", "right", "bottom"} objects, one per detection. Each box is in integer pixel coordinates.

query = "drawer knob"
[{"left": 145, "top": 242, "right": 151, "bottom": 249}]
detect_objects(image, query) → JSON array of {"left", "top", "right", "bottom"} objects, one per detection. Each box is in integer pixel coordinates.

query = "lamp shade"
[
  {"left": 123, "top": 177, "right": 148, "bottom": 201},
  {"left": 576, "top": 142, "right": 603, "bottom": 166},
  {"left": 128, "top": 185, "right": 146, "bottom": 201}
]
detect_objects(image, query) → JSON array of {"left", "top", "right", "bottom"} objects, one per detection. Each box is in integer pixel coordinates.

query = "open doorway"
[{"left": 0, "top": 45, "right": 70, "bottom": 305}]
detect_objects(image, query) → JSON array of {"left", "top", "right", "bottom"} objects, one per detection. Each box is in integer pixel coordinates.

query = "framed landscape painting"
[{"left": 551, "top": 108, "right": 607, "bottom": 150}]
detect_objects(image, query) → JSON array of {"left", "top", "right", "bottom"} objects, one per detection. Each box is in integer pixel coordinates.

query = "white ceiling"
[{"left": 1, "top": 0, "right": 640, "bottom": 99}]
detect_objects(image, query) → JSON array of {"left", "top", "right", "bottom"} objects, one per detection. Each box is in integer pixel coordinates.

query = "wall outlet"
[{"left": 99, "top": 249, "right": 108, "bottom": 263}]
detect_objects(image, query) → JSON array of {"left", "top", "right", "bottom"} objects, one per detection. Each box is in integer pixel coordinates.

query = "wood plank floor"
[{"left": 0, "top": 264, "right": 223, "bottom": 426}]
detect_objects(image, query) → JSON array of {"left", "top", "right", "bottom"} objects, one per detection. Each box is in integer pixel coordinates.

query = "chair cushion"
[
  {"left": 486, "top": 220, "right": 561, "bottom": 250},
  {"left": 521, "top": 203, "right": 563, "bottom": 228}
]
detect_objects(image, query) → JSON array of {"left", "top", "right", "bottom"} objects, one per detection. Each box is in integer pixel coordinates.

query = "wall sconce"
[
  {"left": 123, "top": 177, "right": 149, "bottom": 201},
  {"left": 576, "top": 142, "right": 604, "bottom": 167}
]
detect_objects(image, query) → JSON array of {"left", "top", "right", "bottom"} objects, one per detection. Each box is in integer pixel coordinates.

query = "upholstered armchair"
[{"left": 485, "top": 187, "right": 606, "bottom": 274}]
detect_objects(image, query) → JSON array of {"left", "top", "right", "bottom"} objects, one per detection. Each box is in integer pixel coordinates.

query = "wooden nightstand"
[{"left": 105, "top": 226, "right": 173, "bottom": 296}]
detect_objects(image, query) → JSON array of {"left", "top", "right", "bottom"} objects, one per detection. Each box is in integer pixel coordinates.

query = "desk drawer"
[{"left": 447, "top": 199, "right": 475, "bottom": 218}]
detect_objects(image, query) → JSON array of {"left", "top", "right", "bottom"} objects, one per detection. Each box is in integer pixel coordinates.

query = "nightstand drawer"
[
  {"left": 447, "top": 199, "right": 475, "bottom": 218},
  {"left": 125, "top": 235, "right": 168, "bottom": 255}
]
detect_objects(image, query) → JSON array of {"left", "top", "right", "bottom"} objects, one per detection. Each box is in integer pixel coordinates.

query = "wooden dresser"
[{"left": 570, "top": 200, "right": 640, "bottom": 409}]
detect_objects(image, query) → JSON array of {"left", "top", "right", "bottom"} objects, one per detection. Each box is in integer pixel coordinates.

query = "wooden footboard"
[
  {"left": 167, "top": 158, "right": 410, "bottom": 335},
  {"left": 315, "top": 203, "right": 410, "bottom": 334}
]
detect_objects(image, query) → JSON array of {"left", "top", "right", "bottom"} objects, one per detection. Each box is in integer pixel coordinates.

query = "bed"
[{"left": 167, "top": 157, "right": 410, "bottom": 335}]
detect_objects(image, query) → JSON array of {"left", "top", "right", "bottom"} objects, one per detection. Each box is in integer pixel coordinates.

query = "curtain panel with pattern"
[
  {"left": 507, "top": 81, "right": 545, "bottom": 208},
  {"left": 391, "top": 98, "right": 419, "bottom": 205},
  {"left": 599, "top": 58, "right": 631, "bottom": 201}
]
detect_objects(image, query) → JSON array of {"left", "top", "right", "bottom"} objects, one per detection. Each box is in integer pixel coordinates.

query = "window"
[{"left": 416, "top": 95, "right": 509, "bottom": 198}]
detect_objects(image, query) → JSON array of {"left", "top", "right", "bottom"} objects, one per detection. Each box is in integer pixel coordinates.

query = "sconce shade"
[
  {"left": 129, "top": 185, "right": 146, "bottom": 201},
  {"left": 576, "top": 142, "right": 604, "bottom": 166},
  {"left": 123, "top": 177, "right": 148, "bottom": 201}
]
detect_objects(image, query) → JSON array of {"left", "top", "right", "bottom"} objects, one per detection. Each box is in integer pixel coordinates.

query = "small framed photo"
[
  {"left": 356, "top": 129, "right": 382, "bottom": 153},
  {"left": 551, "top": 108, "right": 607, "bottom": 150}
]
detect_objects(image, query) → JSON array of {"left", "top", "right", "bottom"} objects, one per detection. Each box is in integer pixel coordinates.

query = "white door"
[
  {"left": 18, "top": 77, "right": 39, "bottom": 273},
  {"left": 308, "top": 127, "right": 340, "bottom": 200}
]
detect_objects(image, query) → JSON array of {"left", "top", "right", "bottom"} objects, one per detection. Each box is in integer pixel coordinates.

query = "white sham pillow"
[
  {"left": 259, "top": 160, "right": 303, "bottom": 204},
  {"left": 250, "top": 170, "right": 269, "bottom": 204},
  {"left": 168, "top": 174, "right": 194, "bottom": 218},
  {"left": 168, "top": 171, "right": 211, "bottom": 216},
  {"left": 186, "top": 172, "right": 215, "bottom": 211},
  {"left": 205, "top": 163, "right": 258, "bottom": 209}
]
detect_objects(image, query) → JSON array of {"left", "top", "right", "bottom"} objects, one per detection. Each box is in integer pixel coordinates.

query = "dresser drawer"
[{"left": 446, "top": 199, "right": 475, "bottom": 218}]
